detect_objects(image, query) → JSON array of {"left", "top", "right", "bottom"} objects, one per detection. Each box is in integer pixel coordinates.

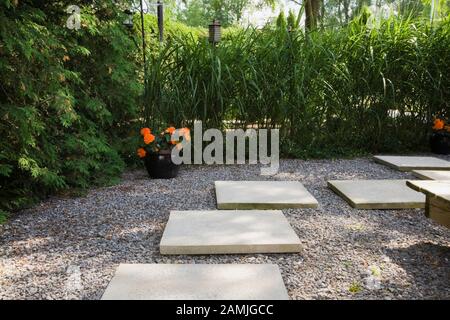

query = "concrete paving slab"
[
  {"left": 215, "top": 181, "right": 318, "bottom": 210},
  {"left": 373, "top": 156, "right": 450, "bottom": 172},
  {"left": 101, "top": 264, "right": 289, "bottom": 300},
  {"left": 412, "top": 170, "right": 450, "bottom": 181},
  {"left": 160, "top": 210, "right": 302, "bottom": 255},
  {"left": 328, "top": 180, "right": 425, "bottom": 209}
]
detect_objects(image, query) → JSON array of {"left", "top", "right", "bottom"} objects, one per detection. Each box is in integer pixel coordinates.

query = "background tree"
[
  {"left": 305, "top": 0, "right": 321, "bottom": 30},
  {"left": 177, "top": 0, "right": 275, "bottom": 27},
  {"left": 177, "top": 0, "right": 210, "bottom": 27},
  {"left": 287, "top": 9, "right": 300, "bottom": 30},
  {"left": 276, "top": 10, "right": 288, "bottom": 29}
]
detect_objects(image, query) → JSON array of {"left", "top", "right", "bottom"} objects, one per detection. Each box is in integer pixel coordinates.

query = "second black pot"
[{"left": 430, "top": 132, "right": 450, "bottom": 155}]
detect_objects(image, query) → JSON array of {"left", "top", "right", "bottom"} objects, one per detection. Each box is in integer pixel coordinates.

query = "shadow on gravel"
[{"left": 386, "top": 242, "right": 450, "bottom": 297}]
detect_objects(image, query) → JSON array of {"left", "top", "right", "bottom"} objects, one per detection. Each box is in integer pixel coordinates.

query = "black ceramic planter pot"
[
  {"left": 144, "top": 153, "right": 180, "bottom": 179},
  {"left": 430, "top": 132, "right": 450, "bottom": 155}
]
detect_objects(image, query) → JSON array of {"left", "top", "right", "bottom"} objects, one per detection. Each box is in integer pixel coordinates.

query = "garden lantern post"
[
  {"left": 209, "top": 19, "right": 221, "bottom": 45},
  {"left": 123, "top": 9, "right": 134, "bottom": 29}
]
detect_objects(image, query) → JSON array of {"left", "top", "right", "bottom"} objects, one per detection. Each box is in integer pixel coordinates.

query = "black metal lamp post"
[
  {"left": 122, "top": 1, "right": 165, "bottom": 127},
  {"left": 123, "top": 1, "right": 165, "bottom": 63},
  {"left": 157, "top": 1, "right": 164, "bottom": 43},
  {"left": 139, "top": 0, "right": 147, "bottom": 68},
  {"left": 122, "top": 4, "right": 147, "bottom": 66}
]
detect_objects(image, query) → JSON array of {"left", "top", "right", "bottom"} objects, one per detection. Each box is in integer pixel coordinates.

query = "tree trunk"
[
  {"left": 343, "top": 0, "right": 350, "bottom": 24},
  {"left": 305, "top": 0, "right": 320, "bottom": 31},
  {"left": 320, "top": 0, "right": 325, "bottom": 28}
]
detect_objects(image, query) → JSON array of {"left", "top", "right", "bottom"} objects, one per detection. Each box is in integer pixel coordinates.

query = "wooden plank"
[
  {"left": 406, "top": 181, "right": 450, "bottom": 204},
  {"left": 428, "top": 197, "right": 450, "bottom": 228}
]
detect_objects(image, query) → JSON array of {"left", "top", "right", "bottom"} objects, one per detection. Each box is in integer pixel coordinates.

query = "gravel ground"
[{"left": 1, "top": 156, "right": 449, "bottom": 300}]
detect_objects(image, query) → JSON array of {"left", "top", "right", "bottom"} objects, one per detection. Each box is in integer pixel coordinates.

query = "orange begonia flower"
[
  {"left": 433, "top": 119, "right": 445, "bottom": 130},
  {"left": 140, "top": 128, "right": 151, "bottom": 136},
  {"left": 137, "top": 148, "right": 147, "bottom": 158},
  {"left": 181, "top": 128, "right": 191, "bottom": 141},
  {"left": 144, "top": 133, "right": 155, "bottom": 145},
  {"left": 166, "top": 127, "right": 176, "bottom": 135}
]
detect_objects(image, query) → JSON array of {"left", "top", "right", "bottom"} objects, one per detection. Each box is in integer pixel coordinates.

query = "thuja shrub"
[
  {"left": 0, "top": 0, "right": 141, "bottom": 214},
  {"left": 145, "top": 15, "right": 450, "bottom": 158}
]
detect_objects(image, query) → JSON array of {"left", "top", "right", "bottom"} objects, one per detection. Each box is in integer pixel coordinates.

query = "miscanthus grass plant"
[{"left": 144, "top": 15, "right": 450, "bottom": 158}]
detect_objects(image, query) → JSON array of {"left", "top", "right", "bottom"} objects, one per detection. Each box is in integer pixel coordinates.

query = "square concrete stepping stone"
[
  {"left": 407, "top": 180, "right": 450, "bottom": 228},
  {"left": 374, "top": 155, "right": 450, "bottom": 172},
  {"left": 412, "top": 170, "right": 450, "bottom": 181},
  {"left": 101, "top": 264, "right": 289, "bottom": 300},
  {"left": 215, "top": 181, "right": 318, "bottom": 209},
  {"left": 160, "top": 210, "right": 302, "bottom": 255},
  {"left": 328, "top": 180, "right": 425, "bottom": 209}
]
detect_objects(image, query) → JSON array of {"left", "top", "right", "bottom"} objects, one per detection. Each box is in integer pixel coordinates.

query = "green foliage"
[
  {"left": 0, "top": 209, "right": 7, "bottom": 224},
  {"left": 0, "top": 1, "right": 141, "bottom": 215},
  {"left": 142, "top": 13, "right": 206, "bottom": 48},
  {"left": 144, "top": 15, "right": 450, "bottom": 158},
  {"left": 287, "top": 9, "right": 299, "bottom": 30},
  {"left": 276, "top": 11, "right": 287, "bottom": 30},
  {"left": 177, "top": 0, "right": 212, "bottom": 27},
  {"left": 177, "top": 0, "right": 275, "bottom": 27},
  {"left": 349, "top": 281, "right": 362, "bottom": 293}
]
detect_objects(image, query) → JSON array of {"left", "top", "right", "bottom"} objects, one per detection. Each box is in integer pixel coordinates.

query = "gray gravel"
[{"left": 1, "top": 156, "right": 449, "bottom": 300}]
